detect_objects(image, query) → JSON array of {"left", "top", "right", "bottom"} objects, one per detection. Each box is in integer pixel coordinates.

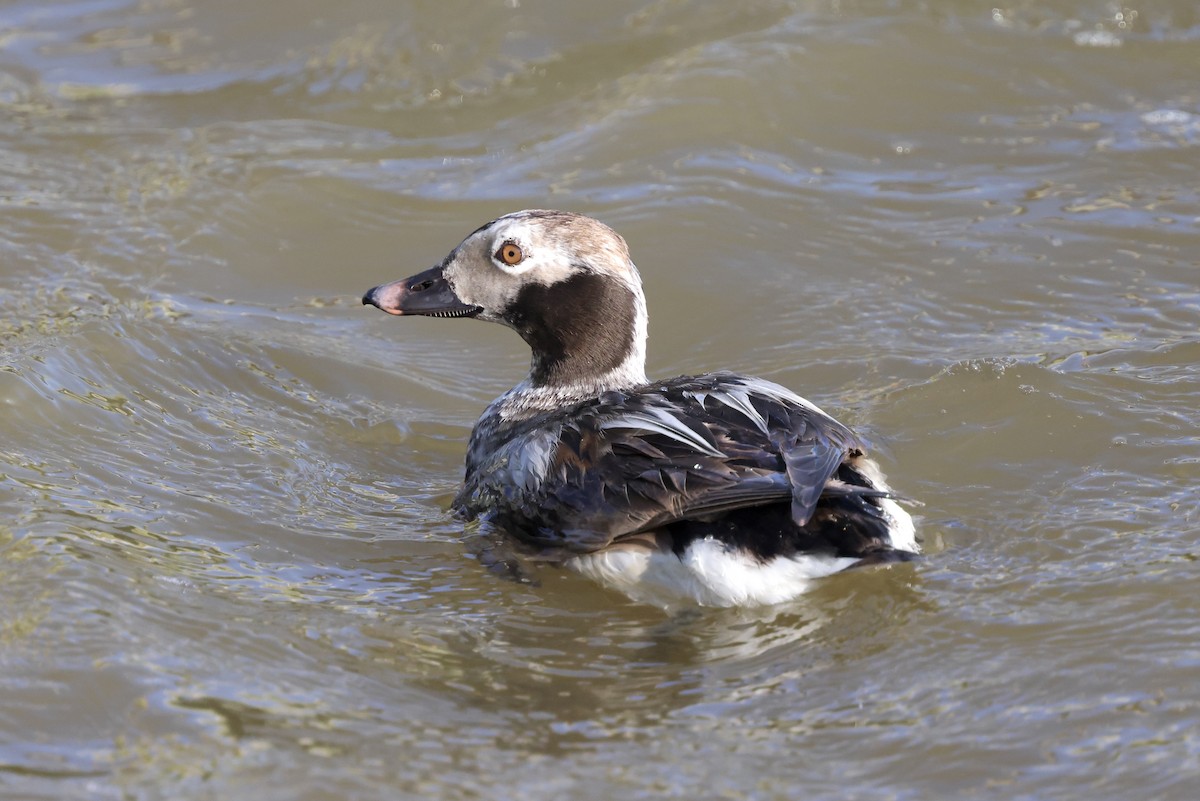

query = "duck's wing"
[{"left": 471, "top": 375, "right": 873, "bottom": 555}]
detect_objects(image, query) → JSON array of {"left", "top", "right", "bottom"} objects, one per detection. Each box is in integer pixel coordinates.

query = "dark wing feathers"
[
  {"left": 778, "top": 437, "right": 847, "bottom": 526},
  {"left": 460, "top": 374, "right": 870, "bottom": 554}
]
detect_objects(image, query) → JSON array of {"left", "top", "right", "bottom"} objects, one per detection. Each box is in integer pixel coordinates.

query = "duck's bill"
[{"left": 362, "top": 266, "right": 482, "bottom": 318}]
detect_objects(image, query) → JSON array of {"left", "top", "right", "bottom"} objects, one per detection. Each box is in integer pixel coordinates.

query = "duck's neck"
[{"left": 499, "top": 269, "right": 649, "bottom": 417}]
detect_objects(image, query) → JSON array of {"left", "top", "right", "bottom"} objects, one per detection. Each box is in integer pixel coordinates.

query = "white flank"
[
  {"left": 568, "top": 538, "right": 860, "bottom": 608},
  {"left": 851, "top": 456, "right": 919, "bottom": 553}
]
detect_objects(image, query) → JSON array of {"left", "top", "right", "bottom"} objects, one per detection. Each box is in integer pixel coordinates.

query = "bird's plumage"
[
  {"left": 363, "top": 210, "right": 917, "bottom": 607},
  {"left": 455, "top": 372, "right": 896, "bottom": 557}
]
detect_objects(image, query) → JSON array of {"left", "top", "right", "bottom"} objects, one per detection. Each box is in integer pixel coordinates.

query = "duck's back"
[{"left": 454, "top": 372, "right": 916, "bottom": 579}]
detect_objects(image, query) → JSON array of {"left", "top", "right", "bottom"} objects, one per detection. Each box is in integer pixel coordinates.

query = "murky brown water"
[{"left": 2, "top": 1, "right": 1199, "bottom": 798}]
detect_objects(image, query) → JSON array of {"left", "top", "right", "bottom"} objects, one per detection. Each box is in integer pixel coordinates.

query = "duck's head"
[{"left": 363, "top": 209, "right": 649, "bottom": 394}]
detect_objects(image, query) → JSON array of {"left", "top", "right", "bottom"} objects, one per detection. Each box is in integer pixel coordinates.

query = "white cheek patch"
[{"left": 443, "top": 258, "right": 517, "bottom": 313}]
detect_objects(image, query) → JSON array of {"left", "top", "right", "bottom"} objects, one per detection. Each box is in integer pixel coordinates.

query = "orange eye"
[{"left": 497, "top": 242, "right": 524, "bottom": 266}]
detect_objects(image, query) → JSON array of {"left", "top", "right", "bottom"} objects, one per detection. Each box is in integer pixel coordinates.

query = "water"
[{"left": 2, "top": 1, "right": 1199, "bottom": 798}]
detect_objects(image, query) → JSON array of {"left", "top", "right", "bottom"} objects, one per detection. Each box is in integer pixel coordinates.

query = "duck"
[{"left": 362, "top": 210, "right": 918, "bottom": 607}]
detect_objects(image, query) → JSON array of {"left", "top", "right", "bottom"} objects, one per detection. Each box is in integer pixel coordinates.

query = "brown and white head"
[{"left": 363, "top": 210, "right": 649, "bottom": 397}]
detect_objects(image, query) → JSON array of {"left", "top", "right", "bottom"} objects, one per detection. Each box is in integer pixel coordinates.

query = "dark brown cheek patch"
[{"left": 506, "top": 270, "right": 636, "bottom": 386}]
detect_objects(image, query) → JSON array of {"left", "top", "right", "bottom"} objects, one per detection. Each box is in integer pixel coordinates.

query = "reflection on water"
[{"left": 2, "top": 1, "right": 1200, "bottom": 799}]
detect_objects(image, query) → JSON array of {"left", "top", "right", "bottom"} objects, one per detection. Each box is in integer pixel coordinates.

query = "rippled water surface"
[{"left": 2, "top": 1, "right": 1199, "bottom": 798}]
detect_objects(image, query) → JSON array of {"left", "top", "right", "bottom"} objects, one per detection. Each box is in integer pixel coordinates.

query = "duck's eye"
[{"left": 496, "top": 242, "right": 524, "bottom": 266}]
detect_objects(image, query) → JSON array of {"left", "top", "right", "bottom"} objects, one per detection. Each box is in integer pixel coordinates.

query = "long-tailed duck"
[{"left": 363, "top": 210, "right": 917, "bottom": 607}]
